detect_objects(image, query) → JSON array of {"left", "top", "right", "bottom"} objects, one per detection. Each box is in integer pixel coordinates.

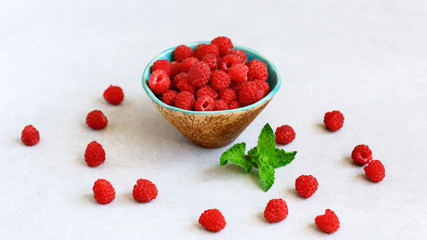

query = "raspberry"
[
  {"left": 228, "top": 63, "right": 248, "bottom": 83},
  {"left": 151, "top": 59, "right": 172, "bottom": 77},
  {"left": 198, "top": 209, "right": 226, "bottom": 232},
  {"left": 149, "top": 70, "right": 171, "bottom": 95},
  {"left": 173, "top": 45, "right": 195, "bottom": 62},
  {"left": 264, "top": 198, "right": 288, "bottom": 223},
  {"left": 84, "top": 141, "right": 106, "bottom": 167},
  {"left": 180, "top": 57, "right": 199, "bottom": 73},
  {"left": 228, "top": 100, "right": 241, "bottom": 109},
  {"left": 229, "top": 49, "right": 248, "bottom": 64},
  {"left": 323, "top": 110, "right": 344, "bottom": 132},
  {"left": 86, "top": 110, "right": 108, "bottom": 130},
  {"left": 364, "top": 160, "right": 385, "bottom": 182},
  {"left": 132, "top": 179, "right": 158, "bottom": 202},
  {"left": 351, "top": 144, "right": 373, "bottom": 165},
  {"left": 195, "top": 96, "right": 215, "bottom": 111},
  {"left": 195, "top": 43, "right": 219, "bottom": 60},
  {"left": 93, "top": 179, "right": 115, "bottom": 204},
  {"left": 295, "top": 175, "right": 318, "bottom": 198},
  {"left": 211, "top": 70, "right": 231, "bottom": 91},
  {"left": 219, "top": 54, "right": 241, "bottom": 72},
  {"left": 21, "top": 125, "right": 40, "bottom": 146},
  {"left": 214, "top": 99, "right": 229, "bottom": 111},
  {"left": 254, "top": 79, "right": 270, "bottom": 96},
  {"left": 238, "top": 81, "right": 264, "bottom": 107},
  {"left": 315, "top": 209, "right": 340, "bottom": 233},
  {"left": 202, "top": 54, "right": 219, "bottom": 71},
  {"left": 219, "top": 88, "right": 237, "bottom": 104},
  {"left": 175, "top": 91, "right": 195, "bottom": 110},
  {"left": 196, "top": 85, "right": 218, "bottom": 100},
  {"left": 103, "top": 85, "right": 124, "bottom": 105},
  {"left": 170, "top": 61, "right": 181, "bottom": 79},
  {"left": 161, "top": 89, "right": 178, "bottom": 106},
  {"left": 247, "top": 59, "right": 268, "bottom": 81},
  {"left": 188, "top": 62, "right": 211, "bottom": 87},
  {"left": 174, "top": 73, "right": 196, "bottom": 94},
  {"left": 275, "top": 125, "right": 296, "bottom": 145},
  {"left": 211, "top": 36, "right": 233, "bottom": 57}
]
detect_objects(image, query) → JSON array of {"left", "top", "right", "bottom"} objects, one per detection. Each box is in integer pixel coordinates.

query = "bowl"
[{"left": 142, "top": 41, "right": 281, "bottom": 148}]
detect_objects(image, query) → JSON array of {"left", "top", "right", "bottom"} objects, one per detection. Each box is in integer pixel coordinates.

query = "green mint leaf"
[
  {"left": 258, "top": 163, "right": 275, "bottom": 192},
  {"left": 220, "top": 142, "right": 253, "bottom": 173},
  {"left": 256, "top": 123, "right": 275, "bottom": 153},
  {"left": 269, "top": 149, "right": 297, "bottom": 169}
]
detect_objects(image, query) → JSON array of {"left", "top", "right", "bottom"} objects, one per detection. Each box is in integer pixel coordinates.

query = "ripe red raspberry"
[
  {"left": 180, "top": 57, "right": 199, "bottom": 73},
  {"left": 93, "top": 179, "right": 115, "bottom": 204},
  {"left": 264, "top": 198, "right": 288, "bottom": 223},
  {"left": 247, "top": 59, "right": 268, "bottom": 81},
  {"left": 84, "top": 141, "right": 106, "bottom": 167},
  {"left": 173, "top": 44, "right": 195, "bottom": 62},
  {"left": 364, "top": 160, "right": 385, "bottom": 182},
  {"left": 315, "top": 209, "right": 340, "bottom": 233},
  {"left": 132, "top": 179, "right": 158, "bottom": 203},
  {"left": 254, "top": 79, "right": 270, "bottom": 96},
  {"left": 275, "top": 125, "right": 296, "bottom": 145},
  {"left": 219, "top": 88, "right": 237, "bottom": 104},
  {"left": 211, "top": 70, "right": 231, "bottom": 91},
  {"left": 21, "top": 125, "right": 40, "bottom": 146},
  {"left": 211, "top": 36, "right": 233, "bottom": 57},
  {"left": 229, "top": 49, "right": 248, "bottom": 64},
  {"left": 195, "top": 43, "right": 219, "bottom": 60},
  {"left": 228, "top": 100, "right": 241, "bottom": 109},
  {"left": 228, "top": 63, "right": 249, "bottom": 83},
  {"left": 295, "top": 175, "right": 318, "bottom": 198},
  {"left": 351, "top": 144, "right": 373, "bottom": 165},
  {"left": 175, "top": 91, "right": 195, "bottom": 110},
  {"left": 174, "top": 73, "right": 196, "bottom": 94},
  {"left": 149, "top": 70, "right": 171, "bottom": 95},
  {"left": 214, "top": 99, "right": 229, "bottom": 111},
  {"left": 161, "top": 89, "right": 178, "bottom": 106},
  {"left": 230, "top": 81, "right": 244, "bottom": 94},
  {"left": 188, "top": 62, "right": 211, "bottom": 88},
  {"left": 86, "top": 110, "right": 108, "bottom": 130},
  {"left": 239, "top": 81, "right": 264, "bottom": 106},
  {"left": 170, "top": 61, "right": 181, "bottom": 79},
  {"left": 202, "top": 54, "right": 218, "bottom": 71},
  {"left": 219, "top": 54, "right": 241, "bottom": 72},
  {"left": 198, "top": 209, "right": 226, "bottom": 232},
  {"left": 195, "top": 96, "right": 215, "bottom": 111},
  {"left": 196, "top": 85, "right": 218, "bottom": 100},
  {"left": 151, "top": 59, "right": 172, "bottom": 76},
  {"left": 323, "top": 110, "right": 344, "bottom": 132},
  {"left": 103, "top": 85, "right": 124, "bottom": 105}
]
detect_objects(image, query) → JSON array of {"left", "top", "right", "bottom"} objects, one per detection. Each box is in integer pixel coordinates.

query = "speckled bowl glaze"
[{"left": 142, "top": 41, "right": 281, "bottom": 148}]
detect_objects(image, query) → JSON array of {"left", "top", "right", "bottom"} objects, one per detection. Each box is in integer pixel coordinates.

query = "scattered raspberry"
[
  {"left": 219, "top": 54, "right": 241, "bottom": 72},
  {"left": 86, "top": 110, "right": 108, "bottom": 130},
  {"left": 214, "top": 99, "right": 229, "bottom": 111},
  {"left": 323, "top": 110, "right": 344, "bottom": 132},
  {"left": 195, "top": 96, "right": 215, "bottom": 111},
  {"left": 247, "top": 59, "right": 268, "bottom": 81},
  {"left": 229, "top": 49, "right": 248, "bottom": 64},
  {"left": 174, "top": 73, "right": 196, "bottom": 94},
  {"left": 195, "top": 43, "right": 219, "bottom": 60},
  {"left": 364, "top": 160, "right": 385, "bottom": 182},
  {"left": 173, "top": 45, "right": 195, "bottom": 62},
  {"left": 161, "top": 89, "right": 178, "bottom": 106},
  {"left": 149, "top": 70, "right": 171, "bottom": 95},
  {"left": 175, "top": 91, "right": 195, "bottom": 110},
  {"left": 228, "top": 100, "right": 241, "bottom": 109},
  {"left": 351, "top": 144, "right": 373, "bottom": 165},
  {"left": 196, "top": 85, "right": 218, "bottom": 100},
  {"left": 103, "top": 85, "right": 124, "bottom": 105},
  {"left": 295, "top": 175, "right": 318, "bottom": 198},
  {"left": 228, "top": 63, "right": 248, "bottom": 83},
  {"left": 170, "top": 61, "right": 181, "bottom": 79},
  {"left": 211, "top": 70, "right": 231, "bottom": 91},
  {"left": 84, "top": 141, "right": 106, "bottom": 167},
  {"left": 254, "top": 79, "right": 270, "bottom": 96},
  {"left": 198, "top": 209, "right": 226, "bottom": 232},
  {"left": 93, "top": 179, "right": 115, "bottom": 204},
  {"left": 264, "top": 198, "right": 288, "bottom": 223},
  {"left": 239, "top": 81, "right": 265, "bottom": 106},
  {"left": 132, "top": 179, "right": 158, "bottom": 203},
  {"left": 275, "top": 125, "right": 296, "bottom": 145},
  {"left": 151, "top": 59, "right": 172, "bottom": 77},
  {"left": 21, "top": 125, "right": 40, "bottom": 146},
  {"left": 180, "top": 57, "right": 199, "bottom": 73},
  {"left": 211, "top": 36, "right": 233, "bottom": 57},
  {"left": 315, "top": 209, "right": 340, "bottom": 233},
  {"left": 188, "top": 62, "right": 211, "bottom": 88},
  {"left": 219, "top": 88, "right": 237, "bottom": 104},
  {"left": 202, "top": 54, "right": 219, "bottom": 71}
]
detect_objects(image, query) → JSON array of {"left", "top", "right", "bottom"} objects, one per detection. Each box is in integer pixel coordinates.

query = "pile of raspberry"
[{"left": 148, "top": 36, "right": 270, "bottom": 111}]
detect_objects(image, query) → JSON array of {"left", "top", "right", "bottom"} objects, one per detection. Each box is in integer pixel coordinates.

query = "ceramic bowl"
[{"left": 142, "top": 41, "right": 281, "bottom": 148}]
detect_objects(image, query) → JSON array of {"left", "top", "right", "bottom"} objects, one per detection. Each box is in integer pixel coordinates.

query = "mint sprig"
[{"left": 220, "top": 123, "right": 297, "bottom": 191}]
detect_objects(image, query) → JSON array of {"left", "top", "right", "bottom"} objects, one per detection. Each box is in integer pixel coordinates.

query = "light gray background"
[{"left": 1, "top": 0, "right": 426, "bottom": 239}]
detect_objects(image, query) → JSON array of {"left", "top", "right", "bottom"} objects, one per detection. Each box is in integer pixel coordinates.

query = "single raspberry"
[
  {"left": 364, "top": 160, "right": 385, "bottom": 182},
  {"left": 264, "top": 198, "right": 288, "bottom": 223},
  {"left": 93, "top": 179, "right": 115, "bottom": 204},
  {"left": 149, "top": 70, "right": 171, "bottom": 95},
  {"left": 315, "top": 209, "right": 340, "bottom": 233},
  {"left": 351, "top": 144, "right": 373, "bottom": 165},
  {"left": 219, "top": 54, "right": 241, "bottom": 72},
  {"left": 211, "top": 36, "right": 233, "bottom": 57},
  {"left": 228, "top": 100, "right": 241, "bottom": 109},
  {"left": 84, "top": 141, "right": 106, "bottom": 167},
  {"left": 86, "top": 110, "right": 108, "bottom": 130},
  {"left": 151, "top": 59, "right": 172, "bottom": 76},
  {"left": 173, "top": 45, "right": 195, "bottom": 62},
  {"left": 229, "top": 49, "right": 248, "bottom": 64},
  {"left": 175, "top": 91, "right": 195, "bottom": 110},
  {"left": 196, "top": 85, "right": 218, "bottom": 100},
  {"left": 180, "top": 57, "right": 199, "bottom": 73},
  {"left": 132, "top": 179, "right": 158, "bottom": 203},
  {"left": 161, "top": 89, "right": 178, "bottom": 106},
  {"left": 195, "top": 96, "right": 215, "bottom": 111},
  {"left": 238, "top": 81, "right": 264, "bottom": 107},
  {"left": 211, "top": 70, "right": 231, "bottom": 91},
  {"left": 247, "top": 59, "right": 268, "bottom": 81},
  {"left": 103, "top": 85, "right": 124, "bottom": 105},
  {"left": 275, "top": 125, "right": 296, "bottom": 145},
  {"left": 219, "top": 88, "right": 237, "bottom": 104},
  {"left": 21, "top": 125, "right": 40, "bottom": 146},
  {"left": 188, "top": 62, "right": 211, "bottom": 88},
  {"left": 230, "top": 81, "right": 244, "bottom": 94},
  {"left": 254, "top": 79, "right": 270, "bottom": 96},
  {"left": 170, "top": 61, "right": 181, "bottom": 79},
  {"left": 323, "top": 110, "right": 344, "bottom": 132},
  {"left": 174, "top": 73, "right": 196, "bottom": 94},
  {"left": 195, "top": 43, "right": 219, "bottom": 60},
  {"left": 198, "top": 209, "right": 226, "bottom": 232},
  {"left": 202, "top": 54, "right": 219, "bottom": 71},
  {"left": 228, "top": 63, "right": 249, "bottom": 83},
  {"left": 295, "top": 175, "right": 318, "bottom": 198},
  {"left": 214, "top": 99, "right": 229, "bottom": 111}
]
